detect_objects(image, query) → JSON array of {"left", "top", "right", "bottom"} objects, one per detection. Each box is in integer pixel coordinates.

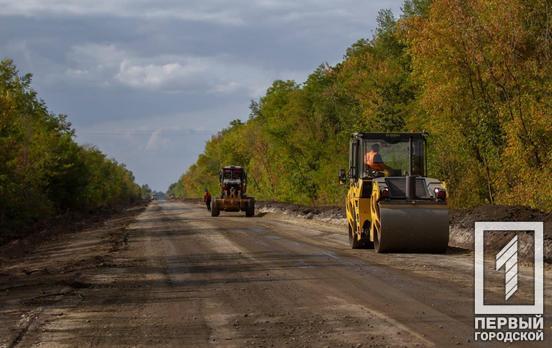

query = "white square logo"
[{"left": 474, "top": 222, "right": 543, "bottom": 315}]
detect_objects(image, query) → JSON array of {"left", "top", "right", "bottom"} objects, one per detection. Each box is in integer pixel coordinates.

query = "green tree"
[{"left": 1, "top": 59, "right": 143, "bottom": 241}]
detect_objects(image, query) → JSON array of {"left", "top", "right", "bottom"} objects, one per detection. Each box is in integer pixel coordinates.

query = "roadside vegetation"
[
  {"left": 170, "top": 0, "right": 551, "bottom": 210},
  {"left": 0, "top": 59, "right": 144, "bottom": 242}
]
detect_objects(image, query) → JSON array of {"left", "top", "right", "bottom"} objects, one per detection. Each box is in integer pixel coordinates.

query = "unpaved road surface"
[{"left": 1, "top": 200, "right": 550, "bottom": 347}]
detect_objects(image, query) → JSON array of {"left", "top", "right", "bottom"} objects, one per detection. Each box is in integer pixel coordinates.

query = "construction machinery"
[
  {"left": 211, "top": 166, "right": 255, "bottom": 217},
  {"left": 339, "top": 133, "right": 449, "bottom": 253}
]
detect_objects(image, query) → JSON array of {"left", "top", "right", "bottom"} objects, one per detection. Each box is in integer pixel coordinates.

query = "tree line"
[
  {"left": 1, "top": 59, "right": 145, "bottom": 242},
  {"left": 170, "top": 0, "right": 551, "bottom": 210}
]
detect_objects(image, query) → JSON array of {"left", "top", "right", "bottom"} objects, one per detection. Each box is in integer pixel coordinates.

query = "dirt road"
[{"left": 1, "top": 200, "right": 550, "bottom": 347}]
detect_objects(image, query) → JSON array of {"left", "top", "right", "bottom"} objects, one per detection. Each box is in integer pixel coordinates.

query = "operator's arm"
[{"left": 373, "top": 153, "right": 393, "bottom": 172}]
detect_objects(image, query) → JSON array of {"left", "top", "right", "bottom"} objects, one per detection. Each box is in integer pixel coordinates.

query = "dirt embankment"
[
  {"left": 0, "top": 201, "right": 150, "bottom": 248},
  {"left": 449, "top": 205, "right": 551, "bottom": 262},
  {"left": 257, "top": 201, "right": 551, "bottom": 262},
  {"left": 0, "top": 204, "right": 146, "bottom": 347},
  {"left": 0, "top": 203, "right": 147, "bottom": 275}
]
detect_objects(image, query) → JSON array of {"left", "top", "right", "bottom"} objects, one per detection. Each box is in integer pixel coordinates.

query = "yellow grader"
[
  {"left": 339, "top": 133, "right": 449, "bottom": 253},
  {"left": 211, "top": 166, "right": 255, "bottom": 217}
]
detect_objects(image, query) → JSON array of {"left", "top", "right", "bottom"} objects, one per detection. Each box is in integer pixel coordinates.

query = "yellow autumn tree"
[{"left": 402, "top": 0, "right": 551, "bottom": 209}]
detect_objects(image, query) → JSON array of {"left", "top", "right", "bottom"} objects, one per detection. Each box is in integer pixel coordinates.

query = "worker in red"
[
  {"left": 203, "top": 188, "right": 212, "bottom": 211},
  {"left": 364, "top": 143, "right": 387, "bottom": 171}
]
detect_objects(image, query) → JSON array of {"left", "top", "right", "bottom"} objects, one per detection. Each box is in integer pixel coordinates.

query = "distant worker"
[
  {"left": 203, "top": 189, "right": 212, "bottom": 211},
  {"left": 365, "top": 143, "right": 387, "bottom": 171}
]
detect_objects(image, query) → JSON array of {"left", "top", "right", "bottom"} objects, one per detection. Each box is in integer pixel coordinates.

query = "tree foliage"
[
  {"left": 403, "top": 0, "right": 551, "bottom": 208},
  {"left": 0, "top": 59, "right": 144, "bottom": 239},
  {"left": 171, "top": 0, "right": 551, "bottom": 210}
]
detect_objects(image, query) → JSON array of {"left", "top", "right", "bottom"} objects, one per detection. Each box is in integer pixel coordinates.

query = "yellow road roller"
[{"left": 339, "top": 133, "right": 449, "bottom": 253}]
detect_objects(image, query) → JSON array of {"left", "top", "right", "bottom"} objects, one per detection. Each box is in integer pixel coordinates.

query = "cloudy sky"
[{"left": 0, "top": 0, "right": 403, "bottom": 191}]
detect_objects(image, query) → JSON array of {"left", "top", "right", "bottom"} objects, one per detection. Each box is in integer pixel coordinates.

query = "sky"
[{"left": 0, "top": 0, "right": 403, "bottom": 191}]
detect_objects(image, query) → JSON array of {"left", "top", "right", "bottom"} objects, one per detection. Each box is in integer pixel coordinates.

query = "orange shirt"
[{"left": 365, "top": 150, "right": 385, "bottom": 171}]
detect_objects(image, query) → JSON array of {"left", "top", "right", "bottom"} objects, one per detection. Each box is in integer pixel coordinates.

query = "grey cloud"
[
  {"left": 0, "top": 0, "right": 245, "bottom": 25},
  {"left": 66, "top": 43, "right": 307, "bottom": 97},
  {"left": 1, "top": 1, "right": 400, "bottom": 25}
]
